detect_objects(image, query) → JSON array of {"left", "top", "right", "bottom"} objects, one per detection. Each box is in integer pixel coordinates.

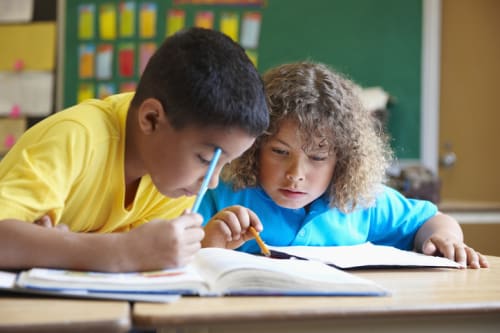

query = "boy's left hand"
[
  {"left": 421, "top": 234, "right": 489, "bottom": 268},
  {"left": 34, "top": 214, "right": 69, "bottom": 231}
]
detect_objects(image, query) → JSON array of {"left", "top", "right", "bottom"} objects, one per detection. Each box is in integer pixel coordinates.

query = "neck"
[{"left": 124, "top": 109, "right": 144, "bottom": 186}]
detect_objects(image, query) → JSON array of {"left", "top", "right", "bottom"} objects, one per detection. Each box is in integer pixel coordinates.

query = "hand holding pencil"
[{"left": 202, "top": 205, "right": 265, "bottom": 251}]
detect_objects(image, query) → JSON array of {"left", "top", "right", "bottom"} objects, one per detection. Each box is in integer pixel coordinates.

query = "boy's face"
[
  {"left": 140, "top": 118, "right": 255, "bottom": 198},
  {"left": 258, "top": 119, "right": 336, "bottom": 209}
]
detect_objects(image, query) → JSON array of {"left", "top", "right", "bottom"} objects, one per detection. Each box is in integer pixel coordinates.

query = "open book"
[
  {"left": 268, "top": 242, "right": 463, "bottom": 270},
  {"left": 0, "top": 248, "right": 386, "bottom": 301}
]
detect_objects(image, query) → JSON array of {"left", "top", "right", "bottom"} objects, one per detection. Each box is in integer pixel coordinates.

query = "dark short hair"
[{"left": 131, "top": 27, "right": 269, "bottom": 136}]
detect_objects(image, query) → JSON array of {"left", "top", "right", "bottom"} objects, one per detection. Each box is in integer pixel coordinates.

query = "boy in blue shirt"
[{"left": 200, "top": 62, "right": 488, "bottom": 268}]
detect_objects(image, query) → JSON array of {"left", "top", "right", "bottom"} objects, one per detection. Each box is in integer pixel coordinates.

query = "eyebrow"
[
  {"left": 203, "top": 143, "right": 226, "bottom": 156},
  {"left": 270, "top": 137, "right": 292, "bottom": 148},
  {"left": 271, "top": 137, "right": 329, "bottom": 153}
]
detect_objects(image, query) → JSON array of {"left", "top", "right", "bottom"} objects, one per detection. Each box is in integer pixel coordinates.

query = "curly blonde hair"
[{"left": 222, "top": 62, "right": 393, "bottom": 212}]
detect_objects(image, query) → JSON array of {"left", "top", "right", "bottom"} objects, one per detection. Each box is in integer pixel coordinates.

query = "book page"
[
  {"left": 268, "top": 243, "right": 462, "bottom": 269},
  {"left": 16, "top": 264, "right": 209, "bottom": 295},
  {"left": 194, "top": 248, "right": 386, "bottom": 296},
  {"left": 0, "top": 271, "right": 17, "bottom": 288}
]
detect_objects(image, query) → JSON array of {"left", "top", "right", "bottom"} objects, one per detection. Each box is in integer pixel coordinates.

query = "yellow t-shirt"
[{"left": 0, "top": 93, "right": 194, "bottom": 232}]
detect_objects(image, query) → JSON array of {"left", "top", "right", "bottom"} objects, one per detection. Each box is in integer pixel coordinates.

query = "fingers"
[
  {"left": 211, "top": 206, "right": 260, "bottom": 240},
  {"left": 424, "top": 235, "right": 488, "bottom": 268},
  {"left": 34, "top": 215, "right": 53, "bottom": 228},
  {"left": 56, "top": 223, "right": 70, "bottom": 232},
  {"left": 463, "top": 248, "right": 490, "bottom": 269},
  {"left": 477, "top": 252, "right": 489, "bottom": 268},
  {"left": 170, "top": 214, "right": 205, "bottom": 243},
  {"left": 215, "top": 210, "right": 246, "bottom": 240},
  {"left": 183, "top": 222, "right": 206, "bottom": 244},
  {"left": 464, "top": 247, "right": 480, "bottom": 268},
  {"left": 246, "top": 209, "right": 264, "bottom": 232},
  {"left": 178, "top": 212, "right": 203, "bottom": 228},
  {"left": 421, "top": 239, "right": 437, "bottom": 256},
  {"left": 202, "top": 206, "right": 262, "bottom": 249}
]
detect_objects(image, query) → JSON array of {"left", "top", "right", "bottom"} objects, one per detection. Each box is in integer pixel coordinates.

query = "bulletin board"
[
  {"left": 61, "top": 0, "right": 422, "bottom": 159},
  {"left": 62, "top": 0, "right": 265, "bottom": 107}
]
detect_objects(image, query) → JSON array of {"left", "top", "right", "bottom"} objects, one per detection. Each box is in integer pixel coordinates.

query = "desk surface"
[
  {"left": 133, "top": 256, "right": 500, "bottom": 333},
  {"left": 0, "top": 297, "right": 130, "bottom": 333}
]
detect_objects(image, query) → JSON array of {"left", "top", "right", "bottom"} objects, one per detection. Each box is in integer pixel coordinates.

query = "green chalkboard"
[{"left": 62, "top": 0, "right": 422, "bottom": 159}]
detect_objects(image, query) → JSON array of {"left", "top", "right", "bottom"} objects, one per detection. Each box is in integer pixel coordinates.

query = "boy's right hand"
[
  {"left": 201, "top": 205, "right": 263, "bottom": 249},
  {"left": 122, "top": 213, "right": 205, "bottom": 271}
]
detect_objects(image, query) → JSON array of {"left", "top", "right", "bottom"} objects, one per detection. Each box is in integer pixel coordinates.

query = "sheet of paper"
[
  {"left": 194, "top": 11, "right": 214, "bottom": 30},
  {"left": 240, "top": 12, "right": 261, "bottom": 49},
  {"left": 0, "top": 23, "right": 56, "bottom": 71},
  {"left": 0, "top": 71, "right": 54, "bottom": 116},
  {"left": 0, "top": 271, "right": 17, "bottom": 288},
  {"left": 99, "top": 3, "right": 117, "bottom": 40},
  {"left": 0, "top": 270, "right": 180, "bottom": 303},
  {"left": 140, "top": 3, "right": 157, "bottom": 38},
  {"left": 78, "top": 4, "right": 95, "bottom": 39},
  {"left": 269, "top": 242, "right": 463, "bottom": 269},
  {"left": 119, "top": 2, "right": 135, "bottom": 37},
  {"left": 166, "top": 9, "right": 185, "bottom": 37},
  {"left": 0, "top": 0, "right": 33, "bottom": 23},
  {"left": 219, "top": 12, "right": 239, "bottom": 42}
]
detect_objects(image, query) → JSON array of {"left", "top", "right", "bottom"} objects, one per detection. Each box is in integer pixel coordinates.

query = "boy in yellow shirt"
[{"left": 0, "top": 28, "right": 268, "bottom": 272}]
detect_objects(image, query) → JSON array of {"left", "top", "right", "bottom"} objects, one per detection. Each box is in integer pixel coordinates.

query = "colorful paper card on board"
[
  {"left": 0, "top": 118, "right": 26, "bottom": 155},
  {"left": 194, "top": 11, "right": 214, "bottom": 29},
  {"left": 119, "top": 2, "right": 136, "bottom": 37},
  {"left": 77, "top": 83, "right": 94, "bottom": 103},
  {"left": 96, "top": 44, "right": 113, "bottom": 80},
  {"left": 240, "top": 12, "right": 261, "bottom": 49},
  {"left": 219, "top": 12, "right": 239, "bottom": 42},
  {"left": 166, "top": 9, "right": 185, "bottom": 37},
  {"left": 245, "top": 49, "right": 258, "bottom": 68},
  {"left": 120, "top": 82, "right": 137, "bottom": 93},
  {"left": 140, "top": 3, "right": 157, "bottom": 38},
  {"left": 98, "top": 83, "right": 116, "bottom": 100},
  {"left": 118, "top": 43, "right": 135, "bottom": 77},
  {"left": 139, "top": 42, "right": 156, "bottom": 75},
  {"left": 99, "top": 3, "right": 117, "bottom": 40},
  {"left": 174, "top": 0, "right": 265, "bottom": 5},
  {"left": 78, "top": 4, "right": 95, "bottom": 40},
  {"left": 79, "top": 44, "right": 95, "bottom": 79}
]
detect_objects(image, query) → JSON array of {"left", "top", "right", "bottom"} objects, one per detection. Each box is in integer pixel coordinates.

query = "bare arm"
[
  {"left": 414, "top": 212, "right": 489, "bottom": 268},
  {"left": 0, "top": 214, "right": 204, "bottom": 272}
]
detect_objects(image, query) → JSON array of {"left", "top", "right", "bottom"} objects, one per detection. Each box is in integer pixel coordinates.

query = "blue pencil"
[{"left": 191, "top": 147, "right": 222, "bottom": 213}]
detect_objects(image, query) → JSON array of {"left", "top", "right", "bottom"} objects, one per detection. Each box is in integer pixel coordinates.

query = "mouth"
[
  {"left": 279, "top": 188, "right": 307, "bottom": 199},
  {"left": 181, "top": 188, "right": 197, "bottom": 197}
]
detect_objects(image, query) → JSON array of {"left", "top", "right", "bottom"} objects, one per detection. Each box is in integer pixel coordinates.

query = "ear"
[{"left": 137, "top": 98, "right": 167, "bottom": 134}]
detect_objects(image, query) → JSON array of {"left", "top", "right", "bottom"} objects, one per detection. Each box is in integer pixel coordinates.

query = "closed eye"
[
  {"left": 197, "top": 154, "right": 211, "bottom": 165},
  {"left": 310, "top": 155, "right": 328, "bottom": 161},
  {"left": 271, "top": 148, "right": 288, "bottom": 156}
]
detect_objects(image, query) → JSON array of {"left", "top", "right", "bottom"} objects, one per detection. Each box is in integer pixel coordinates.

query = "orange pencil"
[{"left": 249, "top": 226, "right": 271, "bottom": 257}]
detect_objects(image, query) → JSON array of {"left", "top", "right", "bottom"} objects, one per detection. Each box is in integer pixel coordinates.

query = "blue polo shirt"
[{"left": 199, "top": 182, "right": 438, "bottom": 254}]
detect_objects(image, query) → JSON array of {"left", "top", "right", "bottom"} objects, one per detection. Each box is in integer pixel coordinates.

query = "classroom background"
[{"left": 0, "top": 0, "right": 499, "bottom": 255}]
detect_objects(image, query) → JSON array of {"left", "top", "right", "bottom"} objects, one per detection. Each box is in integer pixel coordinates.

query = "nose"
[
  {"left": 207, "top": 166, "right": 221, "bottom": 189},
  {"left": 285, "top": 157, "right": 305, "bottom": 182}
]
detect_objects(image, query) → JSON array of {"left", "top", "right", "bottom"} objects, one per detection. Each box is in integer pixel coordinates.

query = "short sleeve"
[
  {"left": 0, "top": 121, "right": 90, "bottom": 222},
  {"left": 367, "top": 186, "right": 438, "bottom": 250}
]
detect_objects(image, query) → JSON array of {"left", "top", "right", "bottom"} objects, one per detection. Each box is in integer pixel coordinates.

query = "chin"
[
  {"left": 159, "top": 188, "right": 181, "bottom": 198},
  {"left": 274, "top": 198, "right": 306, "bottom": 210}
]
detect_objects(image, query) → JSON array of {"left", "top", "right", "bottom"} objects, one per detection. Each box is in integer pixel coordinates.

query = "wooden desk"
[
  {"left": 0, "top": 297, "right": 131, "bottom": 333},
  {"left": 133, "top": 256, "right": 500, "bottom": 333}
]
